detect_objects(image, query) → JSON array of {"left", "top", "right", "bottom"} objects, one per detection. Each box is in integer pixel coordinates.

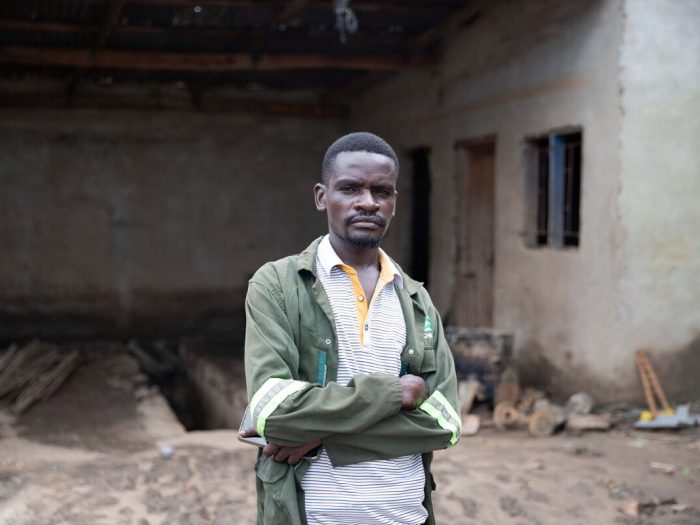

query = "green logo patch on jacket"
[{"left": 424, "top": 316, "right": 433, "bottom": 342}]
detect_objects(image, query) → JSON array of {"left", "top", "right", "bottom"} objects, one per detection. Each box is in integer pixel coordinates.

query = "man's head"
[
  {"left": 315, "top": 132, "right": 399, "bottom": 250},
  {"left": 321, "top": 132, "right": 399, "bottom": 185}
]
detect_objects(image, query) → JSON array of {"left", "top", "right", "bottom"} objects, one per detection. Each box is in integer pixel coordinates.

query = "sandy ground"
[
  {"left": 2, "top": 425, "right": 700, "bottom": 525},
  {"left": 1, "top": 349, "right": 699, "bottom": 525}
]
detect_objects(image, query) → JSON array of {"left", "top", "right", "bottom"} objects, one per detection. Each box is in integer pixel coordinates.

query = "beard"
[{"left": 343, "top": 212, "right": 387, "bottom": 248}]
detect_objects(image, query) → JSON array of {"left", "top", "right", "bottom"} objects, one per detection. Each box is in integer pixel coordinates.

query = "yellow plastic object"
[{"left": 639, "top": 408, "right": 675, "bottom": 422}]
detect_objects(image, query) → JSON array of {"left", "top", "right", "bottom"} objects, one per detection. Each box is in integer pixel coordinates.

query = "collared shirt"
[{"left": 300, "top": 235, "right": 427, "bottom": 525}]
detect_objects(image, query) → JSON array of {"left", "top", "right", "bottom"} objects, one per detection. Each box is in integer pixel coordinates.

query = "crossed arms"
[{"left": 242, "top": 279, "right": 461, "bottom": 468}]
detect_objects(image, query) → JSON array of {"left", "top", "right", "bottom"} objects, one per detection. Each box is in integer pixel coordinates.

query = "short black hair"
[{"left": 321, "top": 132, "right": 399, "bottom": 185}]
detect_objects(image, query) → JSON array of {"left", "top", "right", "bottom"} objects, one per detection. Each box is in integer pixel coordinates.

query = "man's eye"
[
  {"left": 374, "top": 188, "right": 393, "bottom": 197},
  {"left": 340, "top": 186, "right": 358, "bottom": 193}
]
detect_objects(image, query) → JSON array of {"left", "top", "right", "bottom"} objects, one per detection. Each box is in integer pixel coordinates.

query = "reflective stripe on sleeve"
[
  {"left": 419, "top": 390, "right": 462, "bottom": 446},
  {"left": 250, "top": 378, "right": 307, "bottom": 439}
]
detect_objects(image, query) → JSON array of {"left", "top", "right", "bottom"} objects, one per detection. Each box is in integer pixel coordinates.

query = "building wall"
[
  {"left": 0, "top": 109, "right": 342, "bottom": 341},
  {"left": 617, "top": 0, "right": 700, "bottom": 401},
  {"left": 350, "top": 0, "right": 631, "bottom": 399}
]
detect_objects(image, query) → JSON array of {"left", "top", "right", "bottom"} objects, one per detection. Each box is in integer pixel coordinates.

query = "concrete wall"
[
  {"left": 0, "top": 109, "right": 342, "bottom": 342},
  {"left": 351, "top": 0, "right": 700, "bottom": 402},
  {"left": 617, "top": 0, "right": 700, "bottom": 401},
  {"left": 351, "top": 0, "right": 630, "bottom": 400}
]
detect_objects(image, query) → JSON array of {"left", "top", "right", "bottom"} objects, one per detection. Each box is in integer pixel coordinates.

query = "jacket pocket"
[{"left": 255, "top": 455, "right": 303, "bottom": 525}]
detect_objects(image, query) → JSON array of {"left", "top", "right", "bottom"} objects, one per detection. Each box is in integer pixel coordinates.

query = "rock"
[
  {"left": 618, "top": 500, "right": 639, "bottom": 517},
  {"left": 566, "top": 392, "right": 595, "bottom": 415}
]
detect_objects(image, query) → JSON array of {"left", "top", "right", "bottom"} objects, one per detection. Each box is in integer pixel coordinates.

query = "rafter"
[
  {"left": 0, "top": 46, "right": 431, "bottom": 72},
  {"left": 0, "top": 19, "right": 404, "bottom": 46}
]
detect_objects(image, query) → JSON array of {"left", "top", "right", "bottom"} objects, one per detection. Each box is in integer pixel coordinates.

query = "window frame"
[{"left": 524, "top": 128, "right": 583, "bottom": 249}]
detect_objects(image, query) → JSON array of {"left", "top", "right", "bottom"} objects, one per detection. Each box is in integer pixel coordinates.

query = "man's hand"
[
  {"left": 399, "top": 374, "right": 429, "bottom": 410},
  {"left": 239, "top": 428, "right": 322, "bottom": 465},
  {"left": 263, "top": 439, "right": 322, "bottom": 465}
]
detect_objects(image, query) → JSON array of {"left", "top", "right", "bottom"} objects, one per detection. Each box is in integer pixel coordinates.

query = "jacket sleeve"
[
  {"left": 245, "top": 279, "right": 404, "bottom": 447},
  {"left": 322, "top": 300, "right": 462, "bottom": 467}
]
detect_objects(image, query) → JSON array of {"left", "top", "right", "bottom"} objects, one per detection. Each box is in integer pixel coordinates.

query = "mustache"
[{"left": 345, "top": 212, "right": 387, "bottom": 228}]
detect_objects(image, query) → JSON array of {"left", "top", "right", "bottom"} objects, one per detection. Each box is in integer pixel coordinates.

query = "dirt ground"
[{"left": 1, "top": 349, "right": 699, "bottom": 525}]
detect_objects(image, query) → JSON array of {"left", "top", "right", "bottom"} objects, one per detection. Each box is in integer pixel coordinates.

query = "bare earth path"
[
  {"left": 1, "top": 351, "right": 698, "bottom": 524},
  {"left": 2, "top": 425, "right": 699, "bottom": 525}
]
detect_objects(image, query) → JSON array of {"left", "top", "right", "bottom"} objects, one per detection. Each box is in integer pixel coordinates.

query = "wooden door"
[{"left": 453, "top": 140, "right": 495, "bottom": 327}]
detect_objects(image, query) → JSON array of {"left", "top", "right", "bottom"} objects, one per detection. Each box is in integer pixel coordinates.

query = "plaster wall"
[
  {"left": 0, "top": 109, "right": 342, "bottom": 341},
  {"left": 351, "top": 0, "right": 628, "bottom": 399},
  {"left": 617, "top": 0, "right": 700, "bottom": 401}
]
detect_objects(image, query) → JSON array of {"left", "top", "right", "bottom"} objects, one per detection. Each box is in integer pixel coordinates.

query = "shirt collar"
[{"left": 317, "top": 234, "right": 404, "bottom": 289}]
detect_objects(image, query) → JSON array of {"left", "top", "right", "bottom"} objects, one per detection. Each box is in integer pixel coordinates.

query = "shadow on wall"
[
  {"left": 514, "top": 336, "right": 700, "bottom": 405},
  {"left": 657, "top": 335, "right": 700, "bottom": 404},
  {"left": 514, "top": 341, "right": 627, "bottom": 403}
]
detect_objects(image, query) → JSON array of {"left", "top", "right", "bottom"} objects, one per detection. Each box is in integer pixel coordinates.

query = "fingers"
[
  {"left": 263, "top": 443, "right": 280, "bottom": 457},
  {"left": 264, "top": 440, "right": 323, "bottom": 465},
  {"left": 238, "top": 428, "right": 258, "bottom": 438},
  {"left": 274, "top": 448, "right": 292, "bottom": 463}
]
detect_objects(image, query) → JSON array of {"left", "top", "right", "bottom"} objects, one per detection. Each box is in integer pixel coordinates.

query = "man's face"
[{"left": 314, "top": 150, "right": 397, "bottom": 249}]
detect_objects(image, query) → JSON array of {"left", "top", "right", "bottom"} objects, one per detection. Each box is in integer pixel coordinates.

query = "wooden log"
[
  {"left": 494, "top": 365, "right": 519, "bottom": 406},
  {"left": 458, "top": 378, "right": 481, "bottom": 415},
  {"left": 461, "top": 414, "right": 481, "bottom": 436},
  {"left": 494, "top": 401, "right": 523, "bottom": 430},
  {"left": 528, "top": 404, "right": 566, "bottom": 437},
  {"left": 566, "top": 414, "right": 612, "bottom": 431}
]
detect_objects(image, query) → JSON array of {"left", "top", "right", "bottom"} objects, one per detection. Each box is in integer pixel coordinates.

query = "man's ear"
[
  {"left": 314, "top": 183, "right": 327, "bottom": 211},
  {"left": 392, "top": 190, "right": 398, "bottom": 216}
]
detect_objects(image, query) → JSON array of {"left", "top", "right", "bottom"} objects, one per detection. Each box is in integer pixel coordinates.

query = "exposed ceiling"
[{"left": 0, "top": 0, "right": 483, "bottom": 114}]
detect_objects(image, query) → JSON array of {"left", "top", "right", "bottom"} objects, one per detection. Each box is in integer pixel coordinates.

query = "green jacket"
[{"left": 244, "top": 237, "right": 461, "bottom": 525}]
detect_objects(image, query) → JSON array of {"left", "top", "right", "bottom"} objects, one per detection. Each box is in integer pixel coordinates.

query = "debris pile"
[
  {"left": 459, "top": 365, "right": 612, "bottom": 437},
  {"left": 0, "top": 340, "right": 81, "bottom": 414}
]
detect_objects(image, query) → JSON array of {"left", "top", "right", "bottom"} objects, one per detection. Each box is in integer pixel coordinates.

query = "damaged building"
[{"left": 1, "top": 0, "right": 698, "bottom": 416}]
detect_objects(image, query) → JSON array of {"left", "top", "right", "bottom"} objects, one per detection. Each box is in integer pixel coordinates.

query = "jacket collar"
[{"left": 298, "top": 236, "right": 423, "bottom": 296}]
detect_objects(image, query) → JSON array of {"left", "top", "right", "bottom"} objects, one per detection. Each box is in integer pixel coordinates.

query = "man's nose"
[{"left": 354, "top": 189, "right": 380, "bottom": 211}]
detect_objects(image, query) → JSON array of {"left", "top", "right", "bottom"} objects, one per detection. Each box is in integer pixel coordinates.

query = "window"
[{"left": 526, "top": 130, "right": 582, "bottom": 247}]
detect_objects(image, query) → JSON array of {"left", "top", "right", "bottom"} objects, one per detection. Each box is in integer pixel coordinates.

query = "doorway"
[
  {"left": 453, "top": 139, "right": 495, "bottom": 327},
  {"left": 409, "top": 147, "right": 431, "bottom": 288}
]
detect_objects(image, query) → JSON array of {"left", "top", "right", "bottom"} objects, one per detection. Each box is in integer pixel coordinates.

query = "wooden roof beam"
[{"left": 0, "top": 46, "right": 432, "bottom": 72}]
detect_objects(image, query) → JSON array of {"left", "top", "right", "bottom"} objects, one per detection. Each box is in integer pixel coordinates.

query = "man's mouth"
[{"left": 348, "top": 215, "right": 386, "bottom": 227}]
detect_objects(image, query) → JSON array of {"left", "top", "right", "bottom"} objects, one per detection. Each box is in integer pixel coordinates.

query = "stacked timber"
[{"left": 0, "top": 340, "right": 81, "bottom": 414}]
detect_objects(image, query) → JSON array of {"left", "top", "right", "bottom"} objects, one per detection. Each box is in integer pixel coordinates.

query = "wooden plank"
[{"left": 0, "top": 46, "right": 427, "bottom": 72}]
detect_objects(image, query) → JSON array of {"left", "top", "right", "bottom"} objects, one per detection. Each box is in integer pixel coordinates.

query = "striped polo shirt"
[{"left": 299, "top": 235, "right": 428, "bottom": 525}]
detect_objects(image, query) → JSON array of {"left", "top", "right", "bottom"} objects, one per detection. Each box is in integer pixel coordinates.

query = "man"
[{"left": 241, "top": 132, "right": 461, "bottom": 525}]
